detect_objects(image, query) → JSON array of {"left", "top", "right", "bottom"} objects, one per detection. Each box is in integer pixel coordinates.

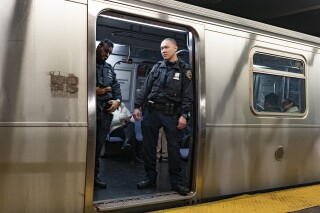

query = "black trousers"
[
  {"left": 141, "top": 107, "right": 184, "bottom": 187},
  {"left": 95, "top": 111, "right": 113, "bottom": 177}
]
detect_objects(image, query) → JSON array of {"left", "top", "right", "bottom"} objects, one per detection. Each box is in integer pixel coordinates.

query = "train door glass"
[
  {"left": 250, "top": 49, "right": 307, "bottom": 116},
  {"left": 93, "top": 12, "right": 195, "bottom": 209}
]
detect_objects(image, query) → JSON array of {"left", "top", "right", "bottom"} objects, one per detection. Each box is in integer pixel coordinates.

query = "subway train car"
[{"left": 1, "top": 0, "right": 320, "bottom": 212}]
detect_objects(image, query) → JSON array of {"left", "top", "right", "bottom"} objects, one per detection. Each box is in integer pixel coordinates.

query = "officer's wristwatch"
[{"left": 116, "top": 99, "right": 121, "bottom": 104}]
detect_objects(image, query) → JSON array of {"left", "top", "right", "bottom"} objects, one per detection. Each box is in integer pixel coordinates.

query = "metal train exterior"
[{"left": 0, "top": 0, "right": 319, "bottom": 212}]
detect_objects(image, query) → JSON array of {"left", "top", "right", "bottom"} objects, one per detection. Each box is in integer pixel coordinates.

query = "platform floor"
[{"left": 153, "top": 184, "right": 320, "bottom": 213}]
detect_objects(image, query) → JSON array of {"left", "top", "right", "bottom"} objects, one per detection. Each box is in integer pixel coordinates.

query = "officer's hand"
[
  {"left": 177, "top": 116, "right": 187, "bottom": 130},
  {"left": 96, "top": 87, "right": 112, "bottom": 95},
  {"left": 107, "top": 100, "right": 120, "bottom": 113},
  {"left": 133, "top": 108, "right": 141, "bottom": 121}
]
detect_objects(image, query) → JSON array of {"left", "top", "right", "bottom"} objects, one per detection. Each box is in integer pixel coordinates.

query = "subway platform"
[{"left": 153, "top": 184, "right": 320, "bottom": 213}]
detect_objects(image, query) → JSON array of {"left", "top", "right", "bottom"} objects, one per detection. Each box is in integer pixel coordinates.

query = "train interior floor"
[{"left": 93, "top": 142, "right": 189, "bottom": 201}]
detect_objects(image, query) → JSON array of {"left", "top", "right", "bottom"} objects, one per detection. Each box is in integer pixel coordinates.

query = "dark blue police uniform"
[
  {"left": 134, "top": 58, "right": 193, "bottom": 192},
  {"left": 96, "top": 62, "right": 122, "bottom": 177}
]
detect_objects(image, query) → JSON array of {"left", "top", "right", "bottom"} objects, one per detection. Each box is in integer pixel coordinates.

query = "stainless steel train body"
[{"left": 1, "top": 0, "right": 319, "bottom": 212}]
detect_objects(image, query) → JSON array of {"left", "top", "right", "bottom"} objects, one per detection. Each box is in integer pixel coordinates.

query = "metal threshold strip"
[{"left": 94, "top": 191, "right": 194, "bottom": 211}]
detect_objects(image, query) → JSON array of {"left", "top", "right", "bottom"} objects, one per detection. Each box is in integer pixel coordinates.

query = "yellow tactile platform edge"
[{"left": 154, "top": 184, "right": 320, "bottom": 213}]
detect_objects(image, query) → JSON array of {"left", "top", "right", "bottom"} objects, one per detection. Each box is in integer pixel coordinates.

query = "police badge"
[{"left": 185, "top": 70, "right": 192, "bottom": 79}]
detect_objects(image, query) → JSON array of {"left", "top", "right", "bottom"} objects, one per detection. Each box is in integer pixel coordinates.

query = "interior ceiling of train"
[
  {"left": 97, "top": 14, "right": 189, "bottom": 52},
  {"left": 177, "top": 0, "right": 320, "bottom": 38},
  {"left": 97, "top": 14, "right": 189, "bottom": 61}
]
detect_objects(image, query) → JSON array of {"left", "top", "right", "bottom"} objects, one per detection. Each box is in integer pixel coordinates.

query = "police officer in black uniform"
[
  {"left": 133, "top": 38, "right": 193, "bottom": 195},
  {"left": 95, "top": 39, "right": 122, "bottom": 188}
]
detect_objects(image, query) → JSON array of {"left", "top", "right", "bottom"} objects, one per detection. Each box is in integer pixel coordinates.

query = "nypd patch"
[{"left": 185, "top": 70, "right": 192, "bottom": 79}]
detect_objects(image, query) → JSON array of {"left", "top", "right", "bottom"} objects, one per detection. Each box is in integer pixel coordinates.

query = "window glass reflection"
[{"left": 253, "top": 53, "right": 304, "bottom": 74}]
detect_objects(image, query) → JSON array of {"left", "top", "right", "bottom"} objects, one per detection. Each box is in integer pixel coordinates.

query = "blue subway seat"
[{"left": 108, "top": 136, "right": 124, "bottom": 143}]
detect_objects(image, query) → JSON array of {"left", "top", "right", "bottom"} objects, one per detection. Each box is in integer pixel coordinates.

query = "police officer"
[
  {"left": 133, "top": 38, "right": 193, "bottom": 195},
  {"left": 95, "top": 39, "right": 122, "bottom": 188}
]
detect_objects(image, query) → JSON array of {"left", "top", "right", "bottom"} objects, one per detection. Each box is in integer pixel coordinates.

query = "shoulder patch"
[{"left": 185, "top": 70, "right": 192, "bottom": 80}]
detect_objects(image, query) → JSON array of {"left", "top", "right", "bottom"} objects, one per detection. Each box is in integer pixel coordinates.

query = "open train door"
[{"left": 86, "top": 0, "right": 205, "bottom": 212}]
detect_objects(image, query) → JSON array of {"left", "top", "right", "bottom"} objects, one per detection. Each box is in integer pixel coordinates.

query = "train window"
[
  {"left": 250, "top": 50, "right": 306, "bottom": 115},
  {"left": 253, "top": 53, "right": 304, "bottom": 74}
]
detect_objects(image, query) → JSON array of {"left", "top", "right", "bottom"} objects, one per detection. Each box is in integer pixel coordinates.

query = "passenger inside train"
[
  {"left": 252, "top": 52, "right": 306, "bottom": 115},
  {"left": 281, "top": 98, "right": 299, "bottom": 113},
  {"left": 264, "top": 93, "right": 282, "bottom": 112},
  {"left": 108, "top": 102, "right": 144, "bottom": 162},
  {"left": 157, "top": 127, "right": 168, "bottom": 162}
]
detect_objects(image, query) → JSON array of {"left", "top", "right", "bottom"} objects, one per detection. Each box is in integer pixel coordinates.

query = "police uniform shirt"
[
  {"left": 96, "top": 62, "right": 122, "bottom": 102},
  {"left": 135, "top": 58, "right": 193, "bottom": 115}
]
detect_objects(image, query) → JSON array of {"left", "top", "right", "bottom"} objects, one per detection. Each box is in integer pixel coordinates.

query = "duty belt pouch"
[
  {"left": 169, "top": 103, "right": 174, "bottom": 115},
  {"left": 164, "top": 103, "right": 169, "bottom": 115},
  {"left": 164, "top": 103, "right": 175, "bottom": 115}
]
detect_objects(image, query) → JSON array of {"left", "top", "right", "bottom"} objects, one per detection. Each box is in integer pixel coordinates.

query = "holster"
[
  {"left": 97, "top": 100, "right": 111, "bottom": 112},
  {"left": 164, "top": 103, "right": 174, "bottom": 115},
  {"left": 147, "top": 100, "right": 155, "bottom": 111}
]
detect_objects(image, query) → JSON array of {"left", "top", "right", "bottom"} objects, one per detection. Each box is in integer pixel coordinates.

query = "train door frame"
[{"left": 86, "top": 0, "right": 207, "bottom": 212}]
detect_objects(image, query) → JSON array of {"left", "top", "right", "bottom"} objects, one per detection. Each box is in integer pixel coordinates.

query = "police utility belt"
[{"left": 147, "top": 100, "right": 176, "bottom": 115}]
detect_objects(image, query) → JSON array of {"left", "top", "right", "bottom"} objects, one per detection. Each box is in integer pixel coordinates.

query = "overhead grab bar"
[{"left": 113, "top": 60, "right": 155, "bottom": 69}]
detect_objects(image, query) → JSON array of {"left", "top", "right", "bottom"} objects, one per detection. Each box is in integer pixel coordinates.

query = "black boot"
[
  {"left": 172, "top": 185, "right": 189, "bottom": 196},
  {"left": 94, "top": 177, "right": 107, "bottom": 188},
  {"left": 137, "top": 179, "right": 156, "bottom": 189}
]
